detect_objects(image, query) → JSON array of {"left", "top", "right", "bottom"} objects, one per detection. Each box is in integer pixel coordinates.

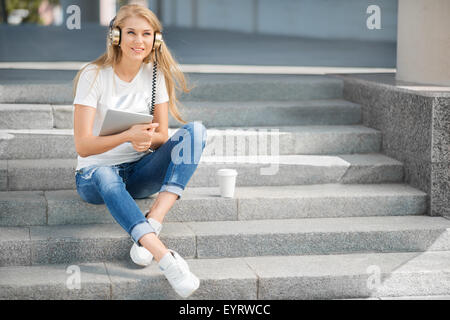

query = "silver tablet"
[{"left": 99, "top": 109, "right": 153, "bottom": 136}]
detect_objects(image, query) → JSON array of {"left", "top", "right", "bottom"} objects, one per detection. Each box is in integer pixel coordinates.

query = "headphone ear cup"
[
  {"left": 109, "top": 27, "right": 121, "bottom": 46},
  {"left": 153, "top": 32, "right": 163, "bottom": 52}
]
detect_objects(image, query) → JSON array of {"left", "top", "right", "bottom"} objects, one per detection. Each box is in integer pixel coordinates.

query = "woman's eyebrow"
[{"left": 125, "top": 27, "right": 152, "bottom": 31}]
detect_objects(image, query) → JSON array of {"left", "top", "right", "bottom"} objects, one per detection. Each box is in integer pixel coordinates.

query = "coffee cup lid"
[{"left": 216, "top": 169, "right": 238, "bottom": 176}]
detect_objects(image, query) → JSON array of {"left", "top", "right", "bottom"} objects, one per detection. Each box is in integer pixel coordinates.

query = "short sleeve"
[
  {"left": 73, "top": 65, "right": 101, "bottom": 108},
  {"left": 155, "top": 70, "right": 169, "bottom": 105}
]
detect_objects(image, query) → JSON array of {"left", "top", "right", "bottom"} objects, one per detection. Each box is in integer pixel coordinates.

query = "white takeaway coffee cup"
[{"left": 216, "top": 169, "right": 238, "bottom": 198}]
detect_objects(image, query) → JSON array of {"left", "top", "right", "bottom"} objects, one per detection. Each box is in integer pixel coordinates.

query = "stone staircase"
[{"left": 0, "top": 73, "right": 449, "bottom": 300}]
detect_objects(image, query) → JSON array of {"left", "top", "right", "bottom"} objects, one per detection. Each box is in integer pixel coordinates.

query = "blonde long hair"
[{"left": 72, "top": 4, "right": 188, "bottom": 123}]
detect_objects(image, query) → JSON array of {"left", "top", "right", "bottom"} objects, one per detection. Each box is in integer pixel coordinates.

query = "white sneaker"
[
  {"left": 130, "top": 212, "right": 162, "bottom": 267},
  {"left": 159, "top": 250, "right": 200, "bottom": 298}
]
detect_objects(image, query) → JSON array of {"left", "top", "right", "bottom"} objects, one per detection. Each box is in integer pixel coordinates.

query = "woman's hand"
[{"left": 127, "top": 123, "right": 159, "bottom": 152}]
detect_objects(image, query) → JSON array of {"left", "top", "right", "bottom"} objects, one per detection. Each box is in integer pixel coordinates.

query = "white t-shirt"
[{"left": 73, "top": 62, "right": 169, "bottom": 171}]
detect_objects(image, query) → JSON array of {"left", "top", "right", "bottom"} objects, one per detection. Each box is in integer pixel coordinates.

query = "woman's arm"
[{"left": 73, "top": 104, "right": 157, "bottom": 157}]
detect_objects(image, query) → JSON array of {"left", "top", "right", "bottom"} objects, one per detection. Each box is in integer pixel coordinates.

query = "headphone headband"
[
  {"left": 108, "top": 15, "right": 163, "bottom": 52},
  {"left": 108, "top": 16, "right": 121, "bottom": 46},
  {"left": 109, "top": 16, "right": 115, "bottom": 29}
]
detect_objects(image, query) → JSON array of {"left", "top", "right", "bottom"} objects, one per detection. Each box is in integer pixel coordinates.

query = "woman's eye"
[{"left": 127, "top": 31, "right": 134, "bottom": 34}]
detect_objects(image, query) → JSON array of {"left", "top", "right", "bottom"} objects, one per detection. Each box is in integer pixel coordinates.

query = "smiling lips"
[{"left": 132, "top": 47, "right": 145, "bottom": 53}]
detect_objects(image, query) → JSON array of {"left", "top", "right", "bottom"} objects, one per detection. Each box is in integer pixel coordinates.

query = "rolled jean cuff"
[
  {"left": 159, "top": 184, "right": 183, "bottom": 200},
  {"left": 130, "top": 220, "right": 156, "bottom": 246}
]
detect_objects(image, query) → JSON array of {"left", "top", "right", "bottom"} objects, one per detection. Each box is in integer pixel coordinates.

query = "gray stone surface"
[
  {"left": 164, "top": 74, "right": 343, "bottom": 102},
  {"left": 0, "top": 226, "right": 31, "bottom": 266},
  {"left": 164, "top": 188, "right": 238, "bottom": 222},
  {"left": 187, "top": 216, "right": 450, "bottom": 258},
  {"left": 244, "top": 251, "right": 450, "bottom": 299},
  {"left": 45, "top": 190, "right": 116, "bottom": 225},
  {"left": 45, "top": 188, "right": 237, "bottom": 225},
  {"left": 176, "top": 99, "right": 359, "bottom": 127},
  {"left": 0, "top": 263, "right": 111, "bottom": 299},
  {"left": 0, "top": 132, "right": 13, "bottom": 159},
  {"left": 0, "top": 184, "right": 427, "bottom": 227},
  {"left": 2, "top": 251, "right": 449, "bottom": 300},
  {"left": 380, "top": 295, "right": 450, "bottom": 300},
  {"left": 7, "top": 158, "right": 76, "bottom": 191},
  {"left": 106, "top": 258, "right": 257, "bottom": 300},
  {"left": 431, "top": 97, "right": 450, "bottom": 217},
  {"left": 0, "top": 104, "right": 53, "bottom": 129},
  {"left": 287, "top": 125, "right": 381, "bottom": 155},
  {"left": 0, "top": 160, "right": 6, "bottom": 191},
  {"left": 203, "top": 124, "right": 380, "bottom": 157},
  {"left": 182, "top": 257, "right": 257, "bottom": 300},
  {"left": 341, "top": 74, "right": 450, "bottom": 217},
  {"left": 0, "top": 125, "right": 382, "bottom": 160},
  {"left": 338, "top": 153, "right": 404, "bottom": 183},
  {"left": 52, "top": 105, "right": 73, "bottom": 129},
  {"left": 4, "top": 154, "right": 404, "bottom": 191},
  {"left": 29, "top": 223, "right": 131, "bottom": 265},
  {"left": 2, "top": 216, "right": 450, "bottom": 266},
  {"left": 0, "top": 83, "right": 72, "bottom": 104},
  {"left": 0, "top": 130, "right": 75, "bottom": 160},
  {"left": 341, "top": 76, "right": 433, "bottom": 162},
  {"left": 2, "top": 99, "right": 361, "bottom": 129},
  {"left": 0, "top": 191, "right": 46, "bottom": 226},
  {"left": 431, "top": 161, "right": 450, "bottom": 217},
  {"left": 0, "top": 74, "right": 343, "bottom": 104},
  {"left": 24, "top": 223, "right": 195, "bottom": 265},
  {"left": 236, "top": 184, "right": 427, "bottom": 220},
  {"left": 432, "top": 97, "right": 450, "bottom": 163},
  {"left": 190, "top": 154, "right": 404, "bottom": 188}
]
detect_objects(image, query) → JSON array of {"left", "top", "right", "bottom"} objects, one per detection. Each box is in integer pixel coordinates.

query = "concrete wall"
[
  {"left": 342, "top": 75, "right": 450, "bottom": 217},
  {"left": 161, "top": 0, "right": 398, "bottom": 41}
]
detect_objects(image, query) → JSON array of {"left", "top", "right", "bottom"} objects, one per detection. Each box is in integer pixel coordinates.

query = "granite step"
[
  {"left": 0, "top": 99, "right": 361, "bottom": 129},
  {"left": 2, "top": 251, "right": 450, "bottom": 300},
  {"left": 1, "top": 215, "right": 449, "bottom": 267},
  {"left": 0, "top": 184, "right": 427, "bottom": 227},
  {"left": 0, "top": 125, "right": 381, "bottom": 160},
  {"left": 0, "top": 74, "right": 343, "bottom": 104},
  {"left": 0, "top": 154, "right": 404, "bottom": 191}
]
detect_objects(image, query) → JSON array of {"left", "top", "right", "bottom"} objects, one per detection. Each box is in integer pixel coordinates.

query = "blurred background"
[{"left": 0, "top": 0, "right": 397, "bottom": 67}]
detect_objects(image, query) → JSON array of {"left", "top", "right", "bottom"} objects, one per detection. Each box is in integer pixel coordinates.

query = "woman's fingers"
[
  {"left": 148, "top": 123, "right": 159, "bottom": 129},
  {"left": 136, "top": 122, "right": 158, "bottom": 131},
  {"left": 132, "top": 141, "right": 152, "bottom": 152},
  {"left": 130, "top": 123, "right": 159, "bottom": 150}
]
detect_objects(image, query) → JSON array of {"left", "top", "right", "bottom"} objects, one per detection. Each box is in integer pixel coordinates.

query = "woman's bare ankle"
[
  {"left": 138, "top": 233, "right": 169, "bottom": 262},
  {"left": 147, "top": 210, "right": 164, "bottom": 224}
]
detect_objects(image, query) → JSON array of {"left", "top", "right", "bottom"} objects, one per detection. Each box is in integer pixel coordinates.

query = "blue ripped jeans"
[{"left": 75, "top": 122, "right": 207, "bottom": 245}]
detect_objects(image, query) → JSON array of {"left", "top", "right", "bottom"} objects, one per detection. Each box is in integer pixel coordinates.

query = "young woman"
[{"left": 72, "top": 4, "right": 206, "bottom": 298}]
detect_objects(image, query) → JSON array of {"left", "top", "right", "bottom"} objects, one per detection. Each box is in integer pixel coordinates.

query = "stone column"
[
  {"left": 99, "top": 0, "right": 116, "bottom": 26},
  {"left": 396, "top": 0, "right": 450, "bottom": 86}
]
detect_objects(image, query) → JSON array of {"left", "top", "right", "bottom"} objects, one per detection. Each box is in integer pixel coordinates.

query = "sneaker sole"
[
  {"left": 178, "top": 274, "right": 200, "bottom": 298},
  {"left": 130, "top": 244, "right": 154, "bottom": 267},
  {"left": 129, "top": 220, "right": 161, "bottom": 267}
]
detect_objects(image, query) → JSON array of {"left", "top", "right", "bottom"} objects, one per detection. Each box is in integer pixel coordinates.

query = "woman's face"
[{"left": 120, "top": 16, "right": 154, "bottom": 63}]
